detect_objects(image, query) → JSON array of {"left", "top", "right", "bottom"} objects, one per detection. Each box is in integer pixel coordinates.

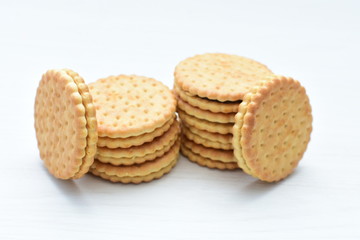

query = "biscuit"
[
  {"left": 182, "top": 125, "right": 233, "bottom": 150},
  {"left": 183, "top": 123, "right": 233, "bottom": 144},
  {"left": 89, "top": 75, "right": 176, "bottom": 138},
  {"left": 34, "top": 69, "right": 97, "bottom": 179},
  {"left": 178, "top": 109, "right": 233, "bottom": 134},
  {"left": 96, "top": 137, "right": 180, "bottom": 166},
  {"left": 97, "top": 115, "right": 175, "bottom": 149},
  {"left": 177, "top": 98, "right": 235, "bottom": 123},
  {"left": 174, "top": 84, "right": 240, "bottom": 113},
  {"left": 63, "top": 69, "right": 98, "bottom": 179},
  {"left": 174, "top": 53, "right": 273, "bottom": 101},
  {"left": 182, "top": 137, "right": 236, "bottom": 163},
  {"left": 90, "top": 159, "right": 177, "bottom": 184},
  {"left": 90, "top": 139, "right": 180, "bottom": 183},
  {"left": 233, "top": 76, "right": 312, "bottom": 182},
  {"left": 97, "top": 120, "right": 180, "bottom": 158},
  {"left": 181, "top": 145, "right": 238, "bottom": 170}
]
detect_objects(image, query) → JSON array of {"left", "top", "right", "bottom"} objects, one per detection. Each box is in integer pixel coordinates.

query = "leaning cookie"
[
  {"left": 233, "top": 76, "right": 312, "bottom": 182},
  {"left": 34, "top": 69, "right": 97, "bottom": 179}
]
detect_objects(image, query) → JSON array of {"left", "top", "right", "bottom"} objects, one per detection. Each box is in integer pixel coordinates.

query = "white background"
[{"left": 0, "top": 0, "right": 359, "bottom": 239}]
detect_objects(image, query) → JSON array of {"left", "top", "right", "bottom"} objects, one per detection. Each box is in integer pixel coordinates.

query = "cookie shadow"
[
  {"left": 43, "top": 165, "right": 88, "bottom": 205},
  {"left": 238, "top": 168, "right": 301, "bottom": 200}
]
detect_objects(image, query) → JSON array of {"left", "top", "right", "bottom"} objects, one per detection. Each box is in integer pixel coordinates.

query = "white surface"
[{"left": 0, "top": 0, "right": 359, "bottom": 239}]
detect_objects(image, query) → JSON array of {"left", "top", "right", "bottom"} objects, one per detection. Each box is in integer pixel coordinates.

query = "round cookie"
[
  {"left": 97, "top": 115, "right": 175, "bottom": 149},
  {"left": 91, "top": 160, "right": 177, "bottom": 184},
  {"left": 63, "top": 69, "right": 98, "bottom": 179},
  {"left": 182, "top": 137, "right": 236, "bottom": 163},
  {"left": 89, "top": 75, "right": 176, "bottom": 138},
  {"left": 174, "top": 53, "right": 273, "bottom": 102},
  {"left": 174, "top": 84, "right": 240, "bottom": 113},
  {"left": 181, "top": 145, "right": 238, "bottom": 170},
  {"left": 97, "top": 120, "right": 180, "bottom": 158},
  {"left": 233, "top": 76, "right": 312, "bottom": 182},
  {"left": 178, "top": 109, "right": 233, "bottom": 134},
  {"left": 34, "top": 69, "right": 97, "bottom": 179},
  {"left": 183, "top": 123, "right": 233, "bottom": 144},
  {"left": 90, "top": 139, "right": 180, "bottom": 183},
  {"left": 97, "top": 136, "right": 180, "bottom": 166},
  {"left": 177, "top": 98, "right": 235, "bottom": 123},
  {"left": 182, "top": 125, "right": 233, "bottom": 150}
]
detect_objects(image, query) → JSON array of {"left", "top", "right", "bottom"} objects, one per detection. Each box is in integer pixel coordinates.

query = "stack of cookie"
[
  {"left": 88, "top": 75, "right": 180, "bottom": 183},
  {"left": 174, "top": 53, "right": 274, "bottom": 170}
]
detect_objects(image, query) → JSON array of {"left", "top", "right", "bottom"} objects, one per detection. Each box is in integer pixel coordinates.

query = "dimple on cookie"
[
  {"left": 233, "top": 76, "right": 312, "bottom": 182},
  {"left": 89, "top": 75, "right": 176, "bottom": 138},
  {"left": 174, "top": 53, "right": 273, "bottom": 102}
]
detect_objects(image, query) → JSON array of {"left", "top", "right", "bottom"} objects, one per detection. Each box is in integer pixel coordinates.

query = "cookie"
[
  {"left": 178, "top": 109, "right": 233, "bottom": 134},
  {"left": 174, "top": 84, "right": 240, "bottom": 113},
  {"left": 90, "top": 139, "right": 180, "bottom": 183},
  {"left": 233, "top": 76, "right": 312, "bottom": 182},
  {"left": 183, "top": 123, "right": 233, "bottom": 144},
  {"left": 89, "top": 75, "right": 176, "bottom": 138},
  {"left": 182, "top": 125, "right": 233, "bottom": 150},
  {"left": 174, "top": 53, "right": 273, "bottom": 101},
  {"left": 90, "top": 160, "right": 177, "bottom": 184},
  {"left": 97, "top": 115, "right": 175, "bottom": 149},
  {"left": 96, "top": 137, "right": 180, "bottom": 166},
  {"left": 181, "top": 145, "right": 238, "bottom": 170},
  {"left": 34, "top": 69, "right": 97, "bottom": 179},
  {"left": 177, "top": 98, "right": 235, "bottom": 123},
  {"left": 97, "top": 120, "right": 180, "bottom": 158},
  {"left": 182, "top": 137, "right": 236, "bottom": 163},
  {"left": 63, "top": 69, "right": 98, "bottom": 179}
]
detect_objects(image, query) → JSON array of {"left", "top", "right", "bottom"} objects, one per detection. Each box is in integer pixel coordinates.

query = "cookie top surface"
[
  {"left": 89, "top": 75, "right": 176, "bottom": 138},
  {"left": 34, "top": 69, "right": 90, "bottom": 179},
  {"left": 174, "top": 53, "right": 273, "bottom": 102},
  {"left": 233, "top": 76, "right": 312, "bottom": 182}
]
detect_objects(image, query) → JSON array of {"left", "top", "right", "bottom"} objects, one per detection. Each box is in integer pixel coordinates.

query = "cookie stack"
[
  {"left": 88, "top": 75, "right": 180, "bottom": 183},
  {"left": 174, "top": 53, "right": 274, "bottom": 170}
]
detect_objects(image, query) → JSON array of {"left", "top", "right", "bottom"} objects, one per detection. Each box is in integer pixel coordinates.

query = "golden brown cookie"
[
  {"left": 177, "top": 98, "right": 235, "bottom": 123},
  {"left": 233, "top": 76, "right": 312, "bottom": 182},
  {"left": 97, "top": 120, "right": 180, "bottom": 158},
  {"left": 90, "top": 160, "right": 177, "bottom": 184},
  {"left": 182, "top": 123, "right": 233, "bottom": 144},
  {"left": 182, "top": 137, "right": 236, "bottom": 163},
  {"left": 89, "top": 75, "right": 176, "bottom": 138},
  {"left": 174, "top": 84, "right": 240, "bottom": 113},
  {"left": 63, "top": 69, "right": 98, "bottom": 179},
  {"left": 181, "top": 145, "right": 238, "bottom": 170},
  {"left": 182, "top": 125, "right": 233, "bottom": 150},
  {"left": 97, "top": 115, "right": 175, "bottom": 149},
  {"left": 90, "top": 139, "right": 180, "bottom": 183},
  {"left": 178, "top": 109, "right": 233, "bottom": 134},
  {"left": 96, "top": 137, "right": 180, "bottom": 166},
  {"left": 34, "top": 69, "right": 97, "bottom": 179},
  {"left": 174, "top": 53, "right": 273, "bottom": 101}
]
